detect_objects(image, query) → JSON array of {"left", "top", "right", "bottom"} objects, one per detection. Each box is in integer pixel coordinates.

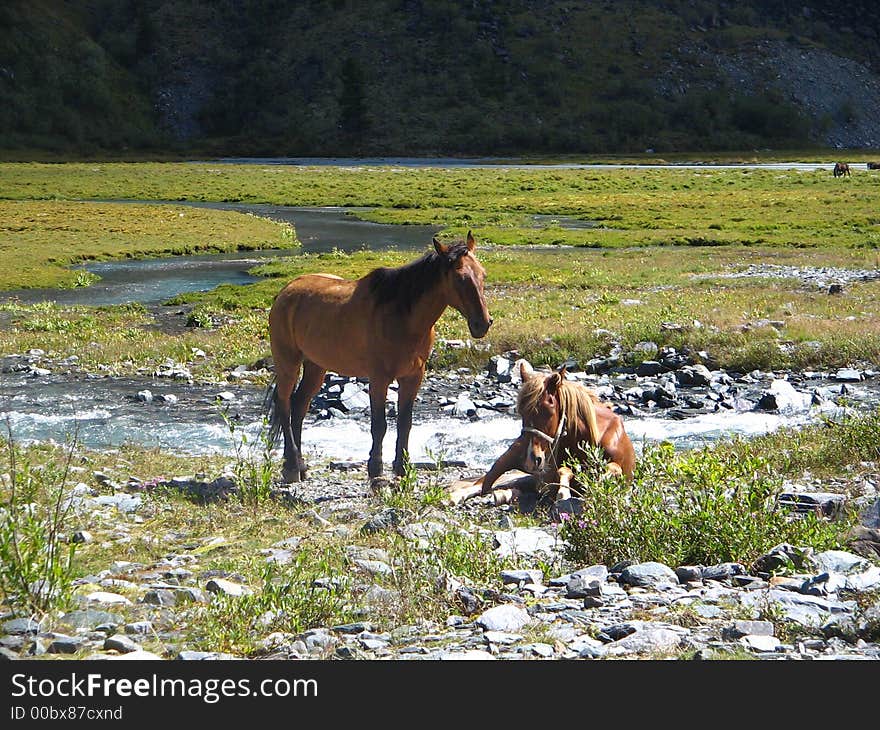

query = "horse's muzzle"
[{"left": 468, "top": 317, "right": 493, "bottom": 338}]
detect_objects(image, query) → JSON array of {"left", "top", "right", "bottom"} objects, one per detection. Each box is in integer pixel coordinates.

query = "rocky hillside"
[{"left": 2, "top": 0, "right": 880, "bottom": 155}]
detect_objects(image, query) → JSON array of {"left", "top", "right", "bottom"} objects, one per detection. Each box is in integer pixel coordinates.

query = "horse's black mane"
[{"left": 366, "top": 241, "right": 469, "bottom": 312}]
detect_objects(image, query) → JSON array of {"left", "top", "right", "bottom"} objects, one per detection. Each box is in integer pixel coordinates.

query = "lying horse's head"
[
  {"left": 433, "top": 231, "right": 492, "bottom": 338},
  {"left": 516, "top": 360, "right": 568, "bottom": 474}
]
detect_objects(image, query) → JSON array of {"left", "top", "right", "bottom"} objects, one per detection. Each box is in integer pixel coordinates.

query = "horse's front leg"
[
  {"left": 392, "top": 372, "right": 424, "bottom": 476},
  {"left": 368, "top": 377, "right": 391, "bottom": 479}
]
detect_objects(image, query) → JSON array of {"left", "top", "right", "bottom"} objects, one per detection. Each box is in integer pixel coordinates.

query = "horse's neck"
[{"left": 404, "top": 286, "right": 449, "bottom": 335}]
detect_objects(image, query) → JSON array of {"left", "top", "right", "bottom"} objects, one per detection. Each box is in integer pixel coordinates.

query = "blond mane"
[{"left": 517, "top": 374, "right": 603, "bottom": 447}]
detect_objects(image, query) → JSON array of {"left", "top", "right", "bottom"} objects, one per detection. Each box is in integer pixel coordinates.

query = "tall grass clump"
[
  {"left": 192, "top": 550, "right": 352, "bottom": 656},
  {"left": 218, "top": 403, "right": 276, "bottom": 511},
  {"left": 0, "top": 424, "right": 79, "bottom": 615},
  {"left": 387, "top": 527, "right": 511, "bottom": 624},
  {"left": 560, "top": 440, "right": 854, "bottom": 569}
]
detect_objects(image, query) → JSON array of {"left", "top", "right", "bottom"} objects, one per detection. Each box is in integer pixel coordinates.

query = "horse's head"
[
  {"left": 434, "top": 231, "right": 492, "bottom": 338},
  {"left": 517, "top": 361, "right": 567, "bottom": 474}
]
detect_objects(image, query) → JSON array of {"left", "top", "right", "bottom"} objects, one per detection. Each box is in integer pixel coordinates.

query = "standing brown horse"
[
  {"left": 460, "top": 361, "right": 635, "bottom": 504},
  {"left": 267, "top": 232, "right": 492, "bottom": 482},
  {"left": 833, "top": 162, "right": 851, "bottom": 178}
]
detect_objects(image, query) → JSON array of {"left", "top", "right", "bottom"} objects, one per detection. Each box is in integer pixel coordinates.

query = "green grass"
[{"left": 0, "top": 199, "right": 297, "bottom": 289}]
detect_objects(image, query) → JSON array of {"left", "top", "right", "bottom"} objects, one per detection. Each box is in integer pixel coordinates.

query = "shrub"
[
  {"left": 559, "top": 440, "right": 853, "bottom": 568},
  {"left": 0, "top": 425, "right": 79, "bottom": 615}
]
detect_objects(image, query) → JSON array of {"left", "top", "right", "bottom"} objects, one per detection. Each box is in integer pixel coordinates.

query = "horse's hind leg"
[{"left": 290, "top": 360, "right": 326, "bottom": 480}]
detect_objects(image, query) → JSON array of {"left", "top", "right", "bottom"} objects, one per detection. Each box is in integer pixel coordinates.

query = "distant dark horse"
[
  {"left": 867, "top": 162, "right": 880, "bottom": 170},
  {"left": 266, "top": 232, "right": 492, "bottom": 482},
  {"left": 833, "top": 162, "right": 851, "bottom": 178}
]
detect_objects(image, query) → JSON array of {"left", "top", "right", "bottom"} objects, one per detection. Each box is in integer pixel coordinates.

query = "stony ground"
[{"left": 2, "top": 449, "right": 879, "bottom": 662}]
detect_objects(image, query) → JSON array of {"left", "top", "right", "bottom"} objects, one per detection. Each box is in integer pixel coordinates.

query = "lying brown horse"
[
  {"left": 833, "top": 162, "right": 851, "bottom": 178},
  {"left": 267, "top": 232, "right": 492, "bottom": 482},
  {"left": 448, "top": 361, "right": 635, "bottom": 505}
]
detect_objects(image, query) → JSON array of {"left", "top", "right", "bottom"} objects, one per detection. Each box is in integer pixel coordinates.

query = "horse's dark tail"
[{"left": 262, "top": 376, "right": 283, "bottom": 446}]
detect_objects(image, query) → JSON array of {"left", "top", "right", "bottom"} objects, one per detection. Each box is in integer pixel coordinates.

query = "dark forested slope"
[{"left": 2, "top": 0, "right": 879, "bottom": 155}]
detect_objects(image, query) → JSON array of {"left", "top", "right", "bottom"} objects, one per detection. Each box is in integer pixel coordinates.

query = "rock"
[
  {"left": 85, "top": 591, "right": 132, "bottom": 606},
  {"left": 104, "top": 634, "right": 140, "bottom": 653},
  {"left": 500, "top": 569, "right": 543, "bottom": 586},
  {"left": 483, "top": 631, "right": 522, "bottom": 645},
  {"left": 812, "top": 550, "right": 871, "bottom": 575},
  {"left": 752, "top": 543, "right": 817, "bottom": 575},
  {"left": 676, "top": 364, "right": 713, "bottom": 386},
  {"left": 48, "top": 635, "right": 84, "bottom": 654},
  {"left": 59, "top": 610, "right": 121, "bottom": 630},
  {"left": 125, "top": 621, "right": 153, "bottom": 635},
  {"left": 3, "top": 618, "right": 41, "bottom": 635},
  {"left": 675, "top": 566, "right": 703, "bottom": 583},
  {"left": 340, "top": 382, "right": 370, "bottom": 411},
  {"left": 700, "top": 563, "right": 746, "bottom": 582},
  {"left": 101, "top": 649, "right": 164, "bottom": 660},
  {"left": 439, "top": 649, "right": 496, "bottom": 660},
  {"left": 205, "top": 578, "right": 253, "bottom": 597},
  {"left": 777, "top": 492, "right": 846, "bottom": 518},
  {"left": 722, "top": 620, "right": 775, "bottom": 639},
  {"left": 618, "top": 562, "right": 679, "bottom": 588},
  {"left": 136, "top": 389, "right": 153, "bottom": 403},
  {"left": 740, "top": 635, "right": 781, "bottom": 652},
  {"left": 476, "top": 604, "right": 532, "bottom": 632},
  {"left": 141, "top": 589, "right": 176, "bottom": 607},
  {"left": 177, "top": 650, "right": 237, "bottom": 660},
  {"left": 603, "top": 625, "right": 686, "bottom": 656},
  {"left": 72, "top": 530, "right": 93, "bottom": 543},
  {"left": 755, "top": 379, "right": 812, "bottom": 412},
  {"left": 834, "top": 368, "right": 863, "bottom": 382},
  {"left": 352, "top": 559, "right": 393, "bottom": 576},
  {"left": 493, "top": 528, "right": 561, "bottom": 558},
  {"left": 361, "top": 508, "right": 400, "bottom": 534},
  {"left": 549, "top": 498, "right": 584, "bottom": 521},
  {"left": 636, "top": 361, "right": 663, "bottom": 377},
  {"left": 453, "top": 393, "right": 477, "bottom": 418}
]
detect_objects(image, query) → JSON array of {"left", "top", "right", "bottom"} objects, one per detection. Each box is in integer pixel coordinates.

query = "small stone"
[
  {"left": 141, "top": 589, "right": 176, "bottom": 607},
  {"left": 205, "top": 578, "right": 253, "bottom": 597},
  {"left": 48, "top": 635, "right": 83, "bottom": 654},
  {"left": 618, "top": 562, "right": 679, "bottom": 588},
  {"left": 125, "top": 621, "right": 153, "bottom": 635},
  {"left": 476, "top": 604, "right": 532, "bottom": 632},
  {"left": 722, "top": 620, "right": 775, "bottom": 640},
  {"left": 85, "top": 591, "right": 132, "bottom": 606},
  {"left": 72, "top": 531, "right": 93, "bottom": 544},
  {"left": 740, "top": 634, "right": 781, "bottom": 652},
  {"left": 500, "top": 569, "right": 543, "bottom": 586},
  {"left": 104, "top": 634, "right": 140, "bottom": 653},
  {"left": 3, "top": 618, "right": 41, "bottom": 635}
]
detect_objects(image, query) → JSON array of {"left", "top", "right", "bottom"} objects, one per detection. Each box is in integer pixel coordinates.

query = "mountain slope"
[{"left": 2, "top": 0, "right": 879, "bottom": 155}]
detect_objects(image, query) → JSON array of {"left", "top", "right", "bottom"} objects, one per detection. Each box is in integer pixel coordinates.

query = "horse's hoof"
[{"left": 281, "top": 468, "right": 301, "bottom": 484}]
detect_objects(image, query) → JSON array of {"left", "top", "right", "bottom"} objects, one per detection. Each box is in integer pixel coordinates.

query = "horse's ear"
[
  {"left": 466, "top": 230, "right": 476, "bottom": 252},
  {"left": 433, "top": 237, "right": 448, "bottom": 256},
  {"left": 519, "top": 360, "right": 536, "bottom": 381},
  {"left": 546, "top": 370, "right": 564, "bottom": 394}
]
